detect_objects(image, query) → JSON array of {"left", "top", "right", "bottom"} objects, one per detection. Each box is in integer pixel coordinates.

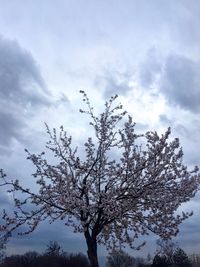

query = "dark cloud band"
[{"left": 0, "top": 36, "right": 50, "bottom": 151}]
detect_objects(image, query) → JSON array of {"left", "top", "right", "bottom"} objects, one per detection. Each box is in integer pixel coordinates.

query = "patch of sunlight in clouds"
[{"left": 122, "top": 84, "right": 166, "bottom": 129}]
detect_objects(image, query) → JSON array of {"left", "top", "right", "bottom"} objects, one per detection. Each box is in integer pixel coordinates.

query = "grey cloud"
[
  {"left": 135, "top": 122, "right": 149, "bottom": 133},
  {"left": 0, "top": 36, "right": 51, "bottom": 151},
  {"left": 159, "top": 113, "right": 200, "bottom": 166},
  {"left": 0, "top": 36, "right": 48, "bottom": 107},
  {"left": 179, "top": 219, "right": 200, "bottom": 237},
  {"left": 173, "top": 214, "right": 200, "bottom": 253},
  {"left": 160, "top": 54, "right": 200, "bottom": 112},
  {"left": 159, "top": 114, "right": 189, "bottom": 137},
  {"left": 169, "top": 1, "right": 200, "bottom": 49},
  {"left": 139, "top": 46, "right": 200, "bottom": 114},
  {"left": 0, "top": 190, "right": 10, "bottom": 207},
  {"left": 7, "top": 220, "right": 87, "bottom": 255},
  {"left": 95, "top": 69, "right": 132, "bottom": 98},
  {"left": 159, "top": 114, "right": 172, "bottom": 125},
  {"left": 54, "top": 93, "right": 70, "bottom": 108},
  {"left": 0, "top": 110, "right": 25, "bottom": 147},
  {"left": 139, "top": 47, "right": 162, "bottom": 88}
]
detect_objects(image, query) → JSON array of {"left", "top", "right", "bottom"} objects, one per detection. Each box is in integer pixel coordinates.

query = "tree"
[
  {"left": 0, "top": 250, "right": 89, "bottom": 267},
  {"left": 45, "top": 241, "right": 62, "bottom": 256},
  {"left": 23, "top": 251, "right": 39, "bottom": 266},
  {"left": 106, "top": 250, "right": 135, "bottom": 267},
  {"left": 153, "top": 241, "right": 192, "bottom": 267},
  {"left": 155, "top": 239, "right": 177, "bottom": 265},
  {"left": 66, "top": 253, "right": 90, "bottom": 267},
  {"left": 0, "top": 91, "right": 200, "bottom": 267},
  {"left": 0, "top": 237, "right": 6, "bottom": 263},
  {"left": 190, "top": 253, "right": 200, "bottom": 267},
  {"left": 173, "top": 248, "right": 192, "bottom": 267},
  {"left": 151, "top": 254, "right": 170, "bottom": 267}
]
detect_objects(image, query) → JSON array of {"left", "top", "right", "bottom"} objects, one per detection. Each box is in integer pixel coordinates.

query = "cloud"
[
  {"left": 6, "top": 219, "right": 87, "bottom": 256},
  {"left": 139, "top": 47, "right": 162, "bottom": 88},
  {"left": 0, "top": 110, "right": 25, "bottom": 146},
  {"left": 0, "top": 36, "right": 51, "bottom": 152},
  {"left": 95, "top": 68, "right": 132, "bottom": 98},
  {"left": 160, "top": 54, "right": 200, "bottom": 112},
  {"left": 168, "top": 1, "right": 200, "bottom": 50},
  {"left": 139, "top": 49, "right": 200, "bottom": 113},
  {"left": 0, "top": 190, "right": 10, "bottom": 207},
  {"left": 0, "top": 36, "right": 48, "bottom": 106}
]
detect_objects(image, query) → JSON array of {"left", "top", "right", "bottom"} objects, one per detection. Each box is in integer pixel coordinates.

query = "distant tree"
[
  {"left": 67, "top": 253, "right": 90, "bottom": 267},
  {"left": 156, "top": 239, "right": 177, "bottom": 265},
  {"left": 173, "top": 248, "right": 192, "bottom": 267},
  {"left": 135, "top": 256, "right": 145, "bottom": 267},
  {"left": 145, "top": 253, "right": 152, "bottom": 266},
  {"left": 1, "top": 91, "right": 200, "bottom": 267},
  {"left": 0, "top": 237, "right": 6, "bottom": 263},
  {"left": 190, "top": 253, "right": 200, "bottom": 267},
  {"left": 36, "top": 253, "right": 65, "bottom": 267},
  {"left": 23, "top": 251, "right": 39, "bottom": 266},
  {"left": 106, "top": 250, "right": 135, "bottom": 267},
  {"left": 0, "top": 251, "right": 89, "bottom": 267},
  {"left": 1, "top": 255, "right": 28, "bottom": 267},
  {"left": 45, "top": 241, "right": 62, "bottom": 256},
  {"left": 153, "top": 242, "right": 192, "bottom": 267},
  {"left": 2, "top": 253, "right": 38, "bottom": 267},
  {"left": 151, "top": 254, "right": 170, "bottom": 267}
]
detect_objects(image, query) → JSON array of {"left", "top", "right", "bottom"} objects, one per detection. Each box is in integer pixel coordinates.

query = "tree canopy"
[{"left": 1, "top": 91, "right": 200, "bottom": 267}]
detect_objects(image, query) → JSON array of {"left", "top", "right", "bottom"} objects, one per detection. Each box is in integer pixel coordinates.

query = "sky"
[{"left": 0, "top": 0, "right": 200, "bottom": 263}]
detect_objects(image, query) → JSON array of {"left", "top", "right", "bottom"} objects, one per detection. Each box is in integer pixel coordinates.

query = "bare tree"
[
  {"left": 106, "top": 250, "right": 135, "bottom": 267},
  {"left": 45, "top": 241, "right": 62, "bottom": 256},
  {"left": 1, "top": 91, "right": 200, "bottom": 267}
]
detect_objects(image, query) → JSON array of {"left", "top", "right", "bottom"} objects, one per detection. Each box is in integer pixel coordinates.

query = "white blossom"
[{"left": 1, "top": 91, "right": 200, "bottom": 267}]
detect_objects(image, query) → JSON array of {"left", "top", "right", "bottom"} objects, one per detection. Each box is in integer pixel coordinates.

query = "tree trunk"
[{"left": 84, "top": 230, "right": 99, "bottom": 267}]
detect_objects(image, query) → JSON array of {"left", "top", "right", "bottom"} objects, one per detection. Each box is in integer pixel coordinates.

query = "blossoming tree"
[{"left": 1, "top": 91, "right": 200, "bottom": 267}]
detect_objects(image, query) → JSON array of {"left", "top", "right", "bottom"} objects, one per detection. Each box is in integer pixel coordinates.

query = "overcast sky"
[{"left": 0, "top": 0, "right": 200, "bottom": 262}]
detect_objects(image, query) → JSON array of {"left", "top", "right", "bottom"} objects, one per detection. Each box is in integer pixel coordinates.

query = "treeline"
[
  {"left": 106, "top": 248, "right": 199, "bottom": 267},
  {"left": 107, "top": 246, "right": 200, "bottom": 267},
  {"left": 0, "top": 249, "right": 146, "bottom": 267},
  {"left": 1, "top": 240, "right": 200, "bottom": 267},
  {"left": 151, "top": 248, "right": 192, "bottom": 267},
  {"left": 0, "top": 252, "right": 90, "bottom": 267},
  {"left": 0, "top": 241, "right": 90, "bottom": 267}
]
